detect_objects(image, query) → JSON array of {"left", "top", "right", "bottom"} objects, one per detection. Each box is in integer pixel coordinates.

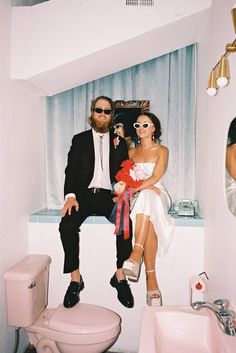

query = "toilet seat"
[
  {"left": 49, "top": 303, "right": 121, "bottom": 336},
  {"left": 27, "top": 304, "right": 121, "bottom": 347},
  {"left": 48, "top": 303, "right": 121, "bottom": 341}
]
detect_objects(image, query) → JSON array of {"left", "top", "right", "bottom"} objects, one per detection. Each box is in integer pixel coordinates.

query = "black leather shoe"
[
  {"left": 63, "top": 276, "right": 84, "bottom": 308},
  {"left": 110, "top": 273, "right": 134, "bottom": 308}
]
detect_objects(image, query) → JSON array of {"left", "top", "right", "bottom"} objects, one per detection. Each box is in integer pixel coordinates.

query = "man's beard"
[{"left": 90, "top": 117, "right": 113, "bottom": 133}]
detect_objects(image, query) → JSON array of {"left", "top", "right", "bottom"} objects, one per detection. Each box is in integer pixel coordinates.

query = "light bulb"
[
  {"left": 216, "top": 76, "right": 229, "bottom": 87},
  {"left": 217, "top": 56, "right": 230, "bottom": 87},
  {"left": 207, "top": 87, "right": 218, "bottom": 96},
  {"left": 207, "top": 70, "right": 218, "bottom": 96}
]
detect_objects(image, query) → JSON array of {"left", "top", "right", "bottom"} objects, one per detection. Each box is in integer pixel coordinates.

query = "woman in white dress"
[
  {"left": 122, "top": 112, "right": 175, "bottom": 305},
  {"left": 226, "top": 117, "right": 236, "bottom": 216}
]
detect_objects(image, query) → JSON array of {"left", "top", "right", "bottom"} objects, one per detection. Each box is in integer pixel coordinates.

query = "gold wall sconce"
[{"left": 207, "top": 5, "right": 236, "bottom": 96}]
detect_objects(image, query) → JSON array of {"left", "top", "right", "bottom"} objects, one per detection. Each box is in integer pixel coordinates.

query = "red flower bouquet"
[{"left": 110, "top": 159, "right": 145, "bottom": 239}]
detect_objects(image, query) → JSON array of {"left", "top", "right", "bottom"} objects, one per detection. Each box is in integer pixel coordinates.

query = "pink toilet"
[{"left": 4, "top": 254, "right": 121, "bottom": 353}]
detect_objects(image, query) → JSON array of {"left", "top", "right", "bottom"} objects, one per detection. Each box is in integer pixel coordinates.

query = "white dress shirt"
[
  {"left": 65, "top": 129, "right": 112, "bottom": 200},
  {"left": 88, "top": 129, "right": 112, "bottom": 190}
]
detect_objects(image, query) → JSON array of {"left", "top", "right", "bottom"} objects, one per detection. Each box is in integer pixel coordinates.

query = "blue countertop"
[{"left": 29, "top": 209, "right": 204, "bottom": 227}]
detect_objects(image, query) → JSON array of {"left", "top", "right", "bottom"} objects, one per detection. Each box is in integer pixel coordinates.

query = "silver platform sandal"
[
  {"left": 146, "top": 270, "right": 163, "bottom": 306},
  {"left": 122, "top": 243, "right": 144, "bottom": 282}
]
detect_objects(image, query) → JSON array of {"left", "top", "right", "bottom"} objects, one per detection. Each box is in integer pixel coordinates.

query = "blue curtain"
[{"left": 46, "top": 44, "right": 196, "bottom": 208}]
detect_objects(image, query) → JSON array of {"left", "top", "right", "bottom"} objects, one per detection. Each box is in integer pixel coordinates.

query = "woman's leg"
[
  {"left": 144, "top": 222, "right": 162, "bottom": 305},
  {"left": 128, "top": 213, "right": 150, "bottom": 262},
  {"left": 144, "top": 221, "right": 159, "bottom": 291},
  {"left": 122, "top": 213, "right": 150, "bottom": 280}
]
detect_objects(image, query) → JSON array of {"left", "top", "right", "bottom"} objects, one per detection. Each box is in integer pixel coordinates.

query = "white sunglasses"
[{"left": 133, "top": 122, "right": 154, "bottom": 129}]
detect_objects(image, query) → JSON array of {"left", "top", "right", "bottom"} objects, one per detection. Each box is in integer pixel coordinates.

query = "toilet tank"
[{"left": 4, "top": 254, "right": 51, "bottom": 327}]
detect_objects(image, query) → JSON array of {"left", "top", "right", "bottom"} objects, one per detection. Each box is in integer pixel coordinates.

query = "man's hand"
[
  {"left": 112, "top": 196, "right": 119, "bottom": 203},
  {"left": 61, "top": 197, "right": 79, "bottom": 217}
]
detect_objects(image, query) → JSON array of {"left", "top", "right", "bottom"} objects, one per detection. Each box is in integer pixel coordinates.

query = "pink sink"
[{"left": 138, "top": 306, "right": 236, "bottom": 353}]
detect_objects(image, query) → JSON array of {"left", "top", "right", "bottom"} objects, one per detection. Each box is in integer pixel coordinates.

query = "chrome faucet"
[{"left": 191, "top": 299, "right": 236, "bottom": 336}]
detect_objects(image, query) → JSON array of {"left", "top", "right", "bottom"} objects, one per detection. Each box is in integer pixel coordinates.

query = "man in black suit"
[{"left": 59, "top": 96, "right": 134, "bottom": 309}]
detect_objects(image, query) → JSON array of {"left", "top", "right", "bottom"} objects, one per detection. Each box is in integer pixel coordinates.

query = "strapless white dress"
[
  {"left": 226, "top": 169, "right": 236, "bottom": 216},
  {"left": 130, "top": 163, "right": 175, "bottom": 256}
]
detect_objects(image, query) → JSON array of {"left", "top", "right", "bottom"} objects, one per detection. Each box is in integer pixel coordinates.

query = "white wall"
[
  {"left": 0, "top": 2, "right": 46, "bottom": 353},
  {"left": 196, "top": 0, "right": 236, "bottom": 305}
]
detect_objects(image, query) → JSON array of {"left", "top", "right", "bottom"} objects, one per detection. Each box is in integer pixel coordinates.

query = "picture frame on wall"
[{"left": 113, "top": 100, "right": 150, "bottom": 149}]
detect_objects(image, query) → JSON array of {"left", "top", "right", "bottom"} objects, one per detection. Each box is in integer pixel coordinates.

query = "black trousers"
[{"left": 59, "top": 189, "right": 132, "bottom": 273}]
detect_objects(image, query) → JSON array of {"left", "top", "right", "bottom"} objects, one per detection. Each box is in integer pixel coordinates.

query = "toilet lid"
[{"left": 48, "top": 303, "right": 121, "bottom": 335}]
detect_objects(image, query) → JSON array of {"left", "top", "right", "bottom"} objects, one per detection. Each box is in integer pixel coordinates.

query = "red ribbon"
[{"left": 114, "top": 190, "right": 131, "bottom": 239}]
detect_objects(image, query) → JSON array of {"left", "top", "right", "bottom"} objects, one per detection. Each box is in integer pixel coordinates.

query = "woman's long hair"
[{"left": 227, "top": 117, "right": 236, "bottom": 146}]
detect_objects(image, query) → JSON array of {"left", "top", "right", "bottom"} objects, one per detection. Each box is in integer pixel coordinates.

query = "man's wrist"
[{"left": 65, "top": 193, "right": 76, "bottom": 201}]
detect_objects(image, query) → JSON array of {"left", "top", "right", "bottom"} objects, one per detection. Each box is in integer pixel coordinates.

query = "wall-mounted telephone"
[{"left": 171, "top": 199, "right": 199, "bottom": 217}]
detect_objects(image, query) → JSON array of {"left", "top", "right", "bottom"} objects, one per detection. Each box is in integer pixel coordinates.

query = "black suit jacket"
[{"left": 64, "top": 129, "right": 129, "bottom": 199}]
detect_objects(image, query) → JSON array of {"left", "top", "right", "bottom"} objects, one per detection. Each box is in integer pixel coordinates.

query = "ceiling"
[{"left": 11, "top": 0, "right": 211, "bottom": 96}]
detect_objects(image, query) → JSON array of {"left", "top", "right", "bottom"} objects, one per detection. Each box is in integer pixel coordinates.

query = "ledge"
[{"left": 29, "top": 209, "right": 204, "bottom": 227}]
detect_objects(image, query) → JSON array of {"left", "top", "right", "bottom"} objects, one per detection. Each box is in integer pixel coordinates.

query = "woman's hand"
[
  {"left": 148, "top": 185, "right": 161, "bottom": 195},
  {"left": 135, "top": 184, "right": 160, "bottom": 195},
  {"left": 61, "top": 197, "right": 79, "bottom": 217}
]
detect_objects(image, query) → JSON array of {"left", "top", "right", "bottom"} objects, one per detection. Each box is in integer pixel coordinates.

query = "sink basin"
[{"left": 138, "top": 306, "right": 236, "bottom": 353}]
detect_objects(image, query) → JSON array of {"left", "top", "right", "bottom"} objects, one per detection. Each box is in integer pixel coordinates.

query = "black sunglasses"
[
  {"left": 133, "top": 122, "right": 154, "bottom": 129},
  {"left": 93, "top": 108, "right": 112, "bottom": 115}
]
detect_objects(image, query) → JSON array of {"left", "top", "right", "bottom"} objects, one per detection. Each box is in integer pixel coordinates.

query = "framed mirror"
[
  {"left": 225, "top": 117, "right": 236, "bottom": 216},
  {"left": 113, "top": 100, "right": 150, "bottom": 149}
]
